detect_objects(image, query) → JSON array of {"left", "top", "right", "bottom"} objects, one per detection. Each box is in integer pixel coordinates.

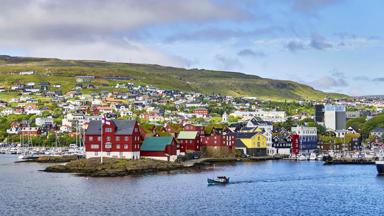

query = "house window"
[
  {"left": 105, "top": 128, "right": 112, "bottom": 133},
  {"left": 107, "top": 152, "right": 110, "bottom": 156},
  {"left": 135, "top": 128, "right": 138, "bottom": 132},
  {"left": 97, "top": 136, "right": 101, "bottom": 141},
  {"left": 106, "top": 136, "right": 111, "bottom": 141},
  {"left": 91, "top": 144, "right": 99, "bottom": 149},
  {"left": 116, "top": 136, "right": 120, "bottom": 141},
  {"left": 89, "top": 136, "right": 93, "bottom": 141},
  {"left": 116, "top": 144, "right": 121, "bottom": 149},
  {"left": 124, "top": 144, "right": 128, "bottom": 149},
  {"left": 125, "top": 136, "right": 129, "bottom": 141},
  {"left": 95, "top": 152, "right": 98, "bottom": 156},
  {"left": 119, "top": 152, "right": 123, "bottom": 157}
]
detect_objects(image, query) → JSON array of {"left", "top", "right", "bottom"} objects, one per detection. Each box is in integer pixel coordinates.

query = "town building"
[
  {"left": 291, "top": 126, "right": 318, "bottom": 155},
  {"left": 177, "top": 131, "right": 201, "bottom": 153},
  {"left": 140, "top": 136, "right": 178, "bottom": 161},
  {"left": 346, "top": 111, "right": 361, "bottom": 119},
  {"left": 245, "top": 118, "right": 274, "bottom": 155},
  {"left": 35, "top": 117, "right": 54, "bottom": 127},
  {"left": 200, "top": 128, "right": 236, "bottom": 150},
  {"left": 272, "top": 135, "right": 292, "bottom": 155},
  {"left": 193, "top": 108, "right": 209, "bottom": 117},
  {"left": 183, "top": 124, "right": 205, "bottom": 136},
  {"left": 84, "top": 120, "right": 142, "bottom": 159},
  {"left": 235, "top": 132, "right": 267, "bottom": 157},
  {"left": 324, "top": 105, "right": 346, "bottom": 131},
  {"left": 233, "top": 110, "right": 286, "bottom": 122},
  {"left": 314, "top": 104, "right": 325, "bottom": 123},
  {"left": 19, "top": 127, "right": 41, "bottom": 136},
  {"left": 371, "top": 128, "right": 384, "bottom": 138}
]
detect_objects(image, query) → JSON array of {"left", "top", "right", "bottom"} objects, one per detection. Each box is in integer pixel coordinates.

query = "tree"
[
  {"left": 346, "top": 117, "right": 366, "bottom": 132},
  {"left": 362, "top": 114, "right": 384, "bottom": 138}
]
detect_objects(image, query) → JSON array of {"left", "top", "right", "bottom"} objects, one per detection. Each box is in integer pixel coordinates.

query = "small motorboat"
[
  {"left": 297, "top": 155, "right": 307, "bottom": 161},
  {"left": 207, "top": 176, "right": 230, "bottom": 185}
]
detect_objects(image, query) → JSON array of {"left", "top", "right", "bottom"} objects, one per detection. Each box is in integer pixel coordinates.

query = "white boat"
[
  {"left": 297, "top": 155, "right": 307, "bottom": 161},
  {"left": 309, "top": 153, "right": 317, "bottom": 160},
  {"left": 18, "top": 150, "right": 38, "bottom": 160},
  {"left": 316, "top": 154, "right": 324, "bottom": 161}
]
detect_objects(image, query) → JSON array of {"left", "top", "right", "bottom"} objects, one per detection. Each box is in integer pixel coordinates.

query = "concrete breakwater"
[{"left": 324, "top": 157, "right": 376, "bottom": 165}]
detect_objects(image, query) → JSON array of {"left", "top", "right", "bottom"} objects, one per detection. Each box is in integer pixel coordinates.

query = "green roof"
[
  {"left": 141, "top": 136, "right": 174, "bottom": 151},
  {"left": 177, "top": 131, "right": 198, "bottom": 139}
]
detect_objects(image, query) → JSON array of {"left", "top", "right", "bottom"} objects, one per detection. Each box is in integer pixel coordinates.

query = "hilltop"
[{"left": 0, "top": 55, "right": 346, "bottom": 100}]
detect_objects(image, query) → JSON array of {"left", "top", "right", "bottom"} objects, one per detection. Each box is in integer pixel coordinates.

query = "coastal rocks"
[
  {"left": 17, "top": 155, "right": 83, "bottom": 163},
  {"left": 44, "top": 158, "right": 185, "bottom": 177},
  {"left": 323, "top": 157, "right": 376, "bottom": 165}
]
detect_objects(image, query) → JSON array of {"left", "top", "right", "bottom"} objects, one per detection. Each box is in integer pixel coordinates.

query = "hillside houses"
[{"left": 3, "top": 78, "right": 373, "bottom": 160}]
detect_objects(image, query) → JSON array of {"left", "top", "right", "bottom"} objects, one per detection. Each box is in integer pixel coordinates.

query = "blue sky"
[{"left": 1, "top": 0, "right": 383, "bottom": 95}]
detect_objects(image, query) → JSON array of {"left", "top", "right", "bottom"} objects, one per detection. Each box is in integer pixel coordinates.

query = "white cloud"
[{"left": 0, "top": 0, "right": 245, "bottom": 66}]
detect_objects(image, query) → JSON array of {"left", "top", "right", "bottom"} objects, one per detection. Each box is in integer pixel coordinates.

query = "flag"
[{"left": 102, "top": 115, "right": 111, "bottom": 125}]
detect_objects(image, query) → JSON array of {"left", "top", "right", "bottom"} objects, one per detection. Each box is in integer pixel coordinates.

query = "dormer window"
[{"left": 105, "top": 128, "right": 112, "bottom": 133}]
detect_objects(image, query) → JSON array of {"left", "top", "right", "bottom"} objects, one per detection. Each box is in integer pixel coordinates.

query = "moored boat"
[
  {"left": 309, "top": 153, "right": 317, "bottom": 160},
  {"left": 297, "top": 155, "right": 307, "bottom": 161},
  {"left": 376, "top": 161, "right": 384, "bottom": 175},
  {"left": 207, "top": 176, "right": 230, "bottom": 185}
]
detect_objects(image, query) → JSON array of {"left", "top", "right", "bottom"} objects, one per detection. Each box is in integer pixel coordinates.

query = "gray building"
[
  {"left": 346, "top": 111, "right": 361, "bottom": 119},
  {"left": 315, "top": 104, "right": 325, "bottom": 123},
  {"left": 324, "top": 105, "right": 346, "bottom": 131}
]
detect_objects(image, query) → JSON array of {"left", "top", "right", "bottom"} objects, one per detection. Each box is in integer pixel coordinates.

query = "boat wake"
[{"left": 224, "top": 173, "right": 366, "bottom": 185}]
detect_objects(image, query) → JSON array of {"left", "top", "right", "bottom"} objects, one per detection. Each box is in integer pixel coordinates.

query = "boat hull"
[
  {"left": 207, "top": 178, "right": 230, "bottom": 185},
  {"left": 376, "top": 161, "right": 384, "bottom": 175}
]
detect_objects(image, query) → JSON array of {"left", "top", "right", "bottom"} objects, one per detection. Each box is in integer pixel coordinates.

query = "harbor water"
[{"left": 1, "top": 155, "right": 384, "bottom": 215}]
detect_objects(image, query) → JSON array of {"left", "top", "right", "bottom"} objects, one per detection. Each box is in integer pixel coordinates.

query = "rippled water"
[{"left": 1, "top": 155, "right": 384, "bottom": 216}]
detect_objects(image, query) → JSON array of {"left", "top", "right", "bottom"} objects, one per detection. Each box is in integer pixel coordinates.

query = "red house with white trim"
[
  {"left": 290, "top": 134, "right": 300, "bottom": 155},
  {"left": 201, "top": 129, "right": 236, "bottom": 149},
  {"left": 177, "top": 131, "right": 201, "bottom": 153},
  {"left": 193, "top": 108, "right": 209, "bottom": 117},
  {"left": 84, "top": 120, "right": 142, "bottom": 159},
  {"left": 140, "top": 136, "right": 178, "bottom": 161},
  {"left": 183, "top": 124, "right": 205, "bottom": 136},
  {"left": 19, "top": 127, "right": 41, "bottom": 136}
]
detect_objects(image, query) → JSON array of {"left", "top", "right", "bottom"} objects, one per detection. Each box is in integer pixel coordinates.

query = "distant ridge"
[{"left": 0, "top": 55, "right": 347, "bottom": 101}]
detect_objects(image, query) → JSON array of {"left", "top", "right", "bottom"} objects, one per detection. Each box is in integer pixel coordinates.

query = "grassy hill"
[{"left": 0, "top": 55, "right": 346, "bottom": 100}]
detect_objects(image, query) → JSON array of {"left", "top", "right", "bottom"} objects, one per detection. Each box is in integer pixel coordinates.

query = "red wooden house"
[
  {"left": 193, "top": 108, "right": 209, "bottom": 117},
  {"left": 290, "top": 134, "right": 300, "bottom": 155},
  {"left": 177, "top": 131, "right": 201, "bottom": 153},
  {"left": 183, "top": 124, "right": 205, "bottom": 136},
  {"left": 19, "top": 127, "right": 41, "bottom": 136},
  {"left": 201, "top": 128, "right": 236, "bottom": 149},
  {"left": 140, "top": 136, "right": 178, "bottom": 161},
  {"left": 84, "top": 120, "right": 142, "bottom": 159}
]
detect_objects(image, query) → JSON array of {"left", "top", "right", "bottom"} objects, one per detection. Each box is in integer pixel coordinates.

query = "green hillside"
[{"left": 0, "top": 55, "right": 346, "bottom": 100}]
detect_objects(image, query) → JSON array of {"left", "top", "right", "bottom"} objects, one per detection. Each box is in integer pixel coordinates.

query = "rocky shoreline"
[
  {"left": 323, "top": 157, "right": 376, "bottom": 165},
  {"left": 44, "top": 158, "right": 186, "bottom": 177},
  {"left": 42, "top": 156, "right": 280, "bottom": 177},
  {"left": 16, "top": 155, "right": 83, "bottom": 163}
]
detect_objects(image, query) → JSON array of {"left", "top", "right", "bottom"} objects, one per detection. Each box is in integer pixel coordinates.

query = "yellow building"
[{"left": 236, "top": 132, "right": 267, "bottom": 156}]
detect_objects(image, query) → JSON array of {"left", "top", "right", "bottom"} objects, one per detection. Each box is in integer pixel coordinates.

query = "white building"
[
  {"left": 19, "top": 71, "right": 35, "bottom": 75},
  {"left": 35, "top": 117, "right": 54, "bottom": 127},
  {"left": 291, "top": 126, "right": 318, "bottom": 154},
  {"left": 233, "top": 110, "right": 286, "bottom": 122},
  {"left": 324, "top": 105, "right": 346, "bottom": 131},
  {"left": 222, "top": 112, "right": 228, "bottom": 123}
]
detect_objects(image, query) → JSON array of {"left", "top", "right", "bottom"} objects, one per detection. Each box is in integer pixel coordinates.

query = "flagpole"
[{"left": 100, "top": 116, "right": 103, "bottom": 164}]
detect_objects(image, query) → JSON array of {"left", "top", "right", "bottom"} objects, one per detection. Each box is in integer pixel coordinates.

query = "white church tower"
[{"left": 222, "top": 112, "right": 228, "bottom": 123}]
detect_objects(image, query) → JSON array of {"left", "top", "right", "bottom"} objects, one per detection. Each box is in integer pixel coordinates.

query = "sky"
[{"left": 0, "top": 0, "right": 383, "bottom": 96}]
